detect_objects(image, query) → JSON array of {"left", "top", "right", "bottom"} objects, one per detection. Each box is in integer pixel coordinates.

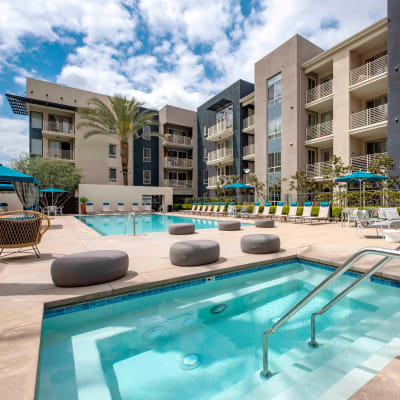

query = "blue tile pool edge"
[{"left": 43, "top": 258, "right": 400, "bottom": 320}]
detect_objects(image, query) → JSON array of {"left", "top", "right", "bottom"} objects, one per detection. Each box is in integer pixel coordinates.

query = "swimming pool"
[
  {"left": 76, "top": 214, "right": 225, "bottom": 236},
  {"left": 37, "top": 260, "right": 400, "bottom": 400}
]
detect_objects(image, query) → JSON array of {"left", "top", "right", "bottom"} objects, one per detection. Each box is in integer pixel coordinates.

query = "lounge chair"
[
  {"left": 195, "top": 203, "right": 207, "bottom": 215},
  {"left": 201, "top": 202, "right": 213, "bottom": 215},
  {"left": 227, "top": 202, "right": 236, "bottom": 217},
  {"left": 341, "top": 208, "right": 357, "bottom": 227},
  {"left": 117, "top": 203, "right": 125, "bottom": 213},
  {"left": 247, "top": 202, "right": 261, "bottom": 219},
  {"left": 272, "top": 202, "right": 284, "bottom": 221},
  {"left": 184, "top": 203, "right": 197, "bottom": 214},
  {"left": 381, "top": 208, "right": 400, "bottom": 221},
  {"left": 303, "top": 202, "right": 331, "bottom": 224},
  {"left": 355, "top": 210, "right": 391, "bottom": 237},
  {"left": 131, "top": 203, "right": 139, "bottom": 213},
  {"left": 102, "top": 202, "right": 112, "bottom": 213},
  {"left": 285, "top": 202, "right": 298, "bottom": 222},
  {"left": 144, "top": 202, "right": 152, "bottom": 213},
  {"left": 191, "top": 203, "right": 201, "bottom": 214},
  {"left": 212, "top": 202, "right": 226, "bottom": 217},
  {"left": 260, "top": 203, "right": 272, "bottom": 218},
  {"left": 210, "top": 203, "right": 219, "bottom": 216},
  {"left": 0, "top": 203, "right": 9, "bottom": 213},
  {"left": 86, "top": 202, "right": 95, "bottom": 214},
  {"left": 239, "top": 205, "right": 249, "bottom": 218},
  {"left": 290, "top": 202, "right": 312, "bottom": 223}
]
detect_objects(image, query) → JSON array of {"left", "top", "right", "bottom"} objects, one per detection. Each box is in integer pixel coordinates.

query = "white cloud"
[{"left": 0, "top": 118, "right": 28, "bottom": 165}]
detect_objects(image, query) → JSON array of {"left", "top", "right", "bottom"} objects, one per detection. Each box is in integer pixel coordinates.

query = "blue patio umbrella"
[
  {"left": 40, "top": 187, "right": 69, "bottom": 207},
  {"left": 336, "top": 171, "right": 389, "bottom": 209},
  {"left": 0, "top": 164, "right": 38, "bottom": 185},
  {"left": 223, "top": 182, "right": 253, "bottom": 203},
  {"left": 0, "top": 184, "right": 14, "bottom": 191}
]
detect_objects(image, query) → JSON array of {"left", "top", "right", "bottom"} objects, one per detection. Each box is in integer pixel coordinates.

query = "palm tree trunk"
[{"left": 120, "top": 140, "right": 129, "bottom": 186}]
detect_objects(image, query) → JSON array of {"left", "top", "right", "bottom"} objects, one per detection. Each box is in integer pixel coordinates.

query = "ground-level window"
[
  {"left": 109, "top": 168, "right": 117, "bottom": 182},
  {"left": 143, "top": 147, "right": 151, "bottom": 162},
  {"left": 109, "top": 144, "right": 117, "bottom": 158},
  {"left": 268, "top": 152, "right": 281, "bottom": 173},
  {"left": 143, "top": 170, "right": 151, "bottom": 184}
]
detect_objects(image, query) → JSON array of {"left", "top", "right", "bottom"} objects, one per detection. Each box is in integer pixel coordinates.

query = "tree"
[
  {"left": 77, "top": 95, "right": 160, "bottom": 185},
  {"left": 247, "top": 173, "right": 266, "bottom": 200},
  {"left": 321, "top": 155, "right": 351, "bottom": 193},
  {"left": 368, "top": 153, "right": 399, "bottom": 188},
  {"left": 288, "top": 170, "right": 317, "bottom": 193}
]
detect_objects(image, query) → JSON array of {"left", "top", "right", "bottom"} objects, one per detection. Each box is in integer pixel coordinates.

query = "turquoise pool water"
[
  {"left": 75, "top": 214, "right": 225, "bottom": 236},
  {"left": 37, "top": 260, "right": 400, "bottom": 400}
]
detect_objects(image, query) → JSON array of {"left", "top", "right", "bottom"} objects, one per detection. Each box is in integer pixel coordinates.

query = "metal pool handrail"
[{"left": 261, "top": 247, "right": 400, "bottom": 378}]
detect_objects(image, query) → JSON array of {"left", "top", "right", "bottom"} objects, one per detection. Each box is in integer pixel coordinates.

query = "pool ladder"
[
  {"left": 124, "top": 212, "right": 136, "bottom": 235},
  {"left": 261, "top": 246, "right": 400, "bottom": 379}
]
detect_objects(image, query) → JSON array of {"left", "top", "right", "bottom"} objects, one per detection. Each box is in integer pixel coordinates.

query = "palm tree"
[{"left": 77, "top": 95, "right": 160, "bottom": 185}]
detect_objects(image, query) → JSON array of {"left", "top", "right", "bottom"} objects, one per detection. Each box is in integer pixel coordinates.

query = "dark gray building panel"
[{"left": 388, "top": 0, "right": 400, "bottom": 176}]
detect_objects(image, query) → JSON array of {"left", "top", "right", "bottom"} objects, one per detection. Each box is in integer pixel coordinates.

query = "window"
[
  {"left": 109, "top": 168, "right": 117, "bottom": 182},
  {"left": 143, "top": 170, "right": 151, "bottom": 185},
  {"left": 267, "top": 73, "right": 281, "bottom": 103},
  {"left": 268, "top": 152, "right": 281, "bottom": 173},
  {"left": 203, "top": 169, "right": 208, "bottom": 185},
  {"left": 143, "top": 148, "right": 151, "bottom": 162},
  {"left": 308, "top": 149, "right": 316, "bottom": 165},
  {"left": 109, "top": 144, "right": 117, "bottom": 158},
  {"left": 31, "top": 138, "right": 43, "bottom": 156},
  {"left": 267, "top": 73, "right": 282, "bottom": 141},
  {"left": 307, "top": 77, "right": 317, "bottom": 91},
  {"left": 31, "top": 111, "right": 43, "bottom": 129},
  {"left": 366, "top": 140, "right": 386, "bottom": 155},
  {"left": 203, "top": 124, "right": 208, "bottom": 137},
  {"left": 143, "top": 126, "right": 151, "bottom": 140},
  {"left": 203, "top": 146, "right": 208, "bottom": 162}
]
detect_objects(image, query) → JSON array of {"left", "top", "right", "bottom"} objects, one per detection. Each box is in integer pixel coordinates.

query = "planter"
[{"left": 80, "top": 203, "right": 87, "bottom": 215}]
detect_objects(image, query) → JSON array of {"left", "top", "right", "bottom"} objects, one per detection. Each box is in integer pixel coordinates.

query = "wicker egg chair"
[{"left": 0, "top": 211, "right": 50, "bottom": 258}]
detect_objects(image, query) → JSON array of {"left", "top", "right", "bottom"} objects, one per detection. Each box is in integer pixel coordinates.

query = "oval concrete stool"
[
  {"left": 218, "top": 221, "right": 241, "bottom": 231},
  {"left": 240, "top": 234, "right": 280, "bottom": 254},
  {"left": 170, "top": 240, "right": 220, "bottom": 266},
  {"left": 51, "top": 250, "right": 129, "bottom": 287},
  {"left": 168, "top": 223, "right": 195, "bottom": 235},
  {"left": 255, "top": 219, "right": 275, "bottom": 228}
]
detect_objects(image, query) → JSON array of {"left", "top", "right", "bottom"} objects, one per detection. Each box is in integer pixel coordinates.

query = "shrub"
[
  {"left": 181, "top": 204, "right": 194, "bottom": 210},
  {"left": 173, "top": 204, "right": 181, "bottom": 211}
]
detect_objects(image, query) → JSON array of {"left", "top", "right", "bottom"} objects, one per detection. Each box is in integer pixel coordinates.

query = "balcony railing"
[
  {"left": 207, "top": 175, "right": 235, "bottom": 188},
  {"left": 207, "top": 147, "right": 234, "bottom": 163},
  {"left": 43, "top": 121, "right": 75, "bottom": 134},
  {"left": 164, "top": 134, "right": 192, "bottom": 146},
  {"left": 207, "top": 113, "right": 233, "bottom": 139},
  {"left": 306, "top": 161, "right": 332, "bottom": 177},
  {"left": 243, "top": 143, "right": 255, "bottom": 157},
  {"left": 306, "top": 80, "right": 333, "bottom": 104},
  {"left": 350, "top": 54, "right": 388, "bottom": 86},
  {"left": 351, "top": 152, "right": 388, "bottom": 172},
  {"left": 306, "top": 120, "right": 333, "bottom": 141},
  {"left": 164, "top": 157, "right": 193, "bottom": 168},
  {"left": 243, "top": 115, "right": 255, "bottom": 130},
  {"left": 164, "top": 179, "right": 193, "bottom": 189},
  {"left": 350, "top": 103, "right": 387, "bottom": 130},
  {"left": 47, "top": 149, "right": 74, "bottom": 161}
]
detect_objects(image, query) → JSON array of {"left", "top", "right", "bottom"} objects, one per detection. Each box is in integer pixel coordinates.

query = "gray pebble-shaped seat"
[
  {"left": 240, "top": 234, "right": 280, "bottom": 254},
  {"left": 170, "top": 240, "right": 220, "bottom": 266},
  {"left": 255, "top": 219, "right": 275, "bottom": 228},
  {"left": 51, "top": 250, "right": 129, "bottom": 287},
  {"left": 168, "top": 223, "right": 195, "bottom": 235},
  {"left": 218, "top": 221, "right": 241, "bottom": 231}
]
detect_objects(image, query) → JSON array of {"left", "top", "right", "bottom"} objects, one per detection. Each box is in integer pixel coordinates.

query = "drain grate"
[
  {"left": 181, "top": 353, "right": 201, "bottom": 370},
  {"left": 143, "top": 326, "right": 166, "bottom": 340}
]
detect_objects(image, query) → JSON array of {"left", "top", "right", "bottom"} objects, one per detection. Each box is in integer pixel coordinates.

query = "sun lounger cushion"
[
  {"left": 169, "top": 240, "right": 220, "bottom": 266},
  {"left": 51, "top": 250, "right": 129, "bottom": 287},
  {"left": 218, "top": 221, "right": 241, "bottom": 231},
  {"left": 255, "top": 219, "right": 274, "bottom": 228},
  {"left": 240, "top": 234, "right": 280, "bottom": 254},
  {"left": 168, "top": 223, "right": 195, "bottom": 235}
]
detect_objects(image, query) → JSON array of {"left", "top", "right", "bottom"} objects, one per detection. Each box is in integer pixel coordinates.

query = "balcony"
[
  {"left": 306, "top": 161, "right": 332, "bottom": 178},
  {"left": 242, "top": 144, "right": 255, "bottom": 161},
  {"left": 207, "top": 175, "right": 235, "bottom": 189},
  {"left": 163, "top": 134, "right": 192, "bottom": 147},
  {"left": 351, "top": 152, "right": 388, "bottom": 172},
  {"left": 305, "top": 80, "right": 333, "bottom": 112},
  {"left": 46, "top": 149, "right": 75, "bottom": 162},
  {"left": 42, "top": 120, "right": 75, "bottom": 140},
  {"left": 242, "top": 115, "right": 255, "bottom": 134},
  {"left": 305, "top": 120, "right": 333, "bottom": 146},
  {"left": 350, "top": 55, "right": 388, "bottom": 98},
  {"left": 164, "top": 157, "right": 193, "bottom": 169},
  {"left": 164, "top": 179, "right": 193, "bottom": 190},
  {"left": 349, "top": 103, "right": 387, "bottom": 138},
  {"left": 207, "top": 113, "right": 233, "bottom": 141},
  {"left": 206, "top": 147, "right": 234, "bottom": 166}
]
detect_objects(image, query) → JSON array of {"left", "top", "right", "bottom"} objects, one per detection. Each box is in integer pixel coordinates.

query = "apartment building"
[{"left": 197, "top": 80, "right": 254, "bottom": 196}]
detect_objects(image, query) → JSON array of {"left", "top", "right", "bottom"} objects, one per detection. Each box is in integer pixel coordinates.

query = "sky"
[{"left": 0, "top": 0, "right": 387, "bottom": 165}]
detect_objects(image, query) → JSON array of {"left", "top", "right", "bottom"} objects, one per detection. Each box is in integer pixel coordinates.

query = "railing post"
[
  {"left": 309, "top": 313, "right": 318, "bottom": 347},
  {"left": 261, "top": 332, "right": 271, "bottom": 379}
]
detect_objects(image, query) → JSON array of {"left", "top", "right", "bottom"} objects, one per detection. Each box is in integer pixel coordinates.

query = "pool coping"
[{"left": 4, "top": 253, "right": 400, "bottom": 400}]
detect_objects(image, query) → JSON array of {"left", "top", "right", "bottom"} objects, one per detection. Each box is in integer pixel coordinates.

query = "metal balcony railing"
[
  {"left": 207, "top": 112, "right": 233, "bottom": 139},
  {"left": 243, "top": 115, "right": 255, "bottom": 130},
  {"left": 350, "top": 152, "right": 388, "bottom": 172},
  {"left": 306, "top": 80, "right": 333, "bottom": 104},
  {"left": 43, "top": 121, "right": 75, "bottom": 134},
  {"left": 306, "top": 120, "right": 333, "bottom": 141},
  {"left": 164, "top": 134, "right": 192, "bottom": 146},
  {"left": 350, "top": 54, "right": 388, "bottom": 86},
  {"left": 164, "top": 179, "right": 193, "bottom": 189},
  {"left": 164, "top": 157, "right": 193, "bottom": 168},
  {"left": 47, "top": 149, "right": 74, "bottom": 161},
  {"left": 207, "top": 175, "right": 235, "bottom": 188},
  {"left": 243, "top": 143, "right": 255, "bottom": 157},
  {"left": 207, "top": 147, "right": 234, "bottom": 163},
  {"left": 306, "top": 161, "right": 332, "bottom": 177},
  {"left": 350, "top": 103, "right": 388, "bottom": 130}
]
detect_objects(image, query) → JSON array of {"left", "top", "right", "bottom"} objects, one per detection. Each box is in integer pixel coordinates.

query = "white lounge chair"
[
  {"left": 355, "top": 210, "right": 395, "bottom": 237},
  {"left": 272, "top": 202, "right": 285, "bottom": 221},
  {"left": 382, "top": 208, "right": 400, "bottom": 221},
  {"left": 290, "top": 202, "right": 312, "bottom": 223},
  {"left": 285, "top": 202, "right": 298, "bottom": 222},
  {"left": 117, "top": 202, "right": 125, "bottom": 213},
  {"left": 144, "top": 202, "right": 152, "bottom": 213},
  {"left": 86, "top": 202, "right": 95, "bottom": 214},
  {"left": 247, "top": 202, "right": 261, "bottom": 219},
  {"left": 201, "top": 203, "right": 212, "bottom": 215},
  {"left": 131, "top": 203, "right": 139, "bottom": 213},
  {"left": 102, "top": 202, "right": 112, "bottom": 213},
  {"left": 260, "top": 203, "right": 272, "bottom": 218},
  {"left": 303, "top": 202, "right": 330, "bottom": 224},
  {"left": 227, "top": 202, "right": 236, "bottom": 217},
  {"left": 195, "top": 203, "right": 207, "bottom": 215},
  {"left": 184, "top": 203, "right": 197, "bottom": 214},
  {"left": 211, "top": 203, "right": 226, "bottom": 217},
  {"left": 191, "top": 203, "right": 201, "bottom": 214}
]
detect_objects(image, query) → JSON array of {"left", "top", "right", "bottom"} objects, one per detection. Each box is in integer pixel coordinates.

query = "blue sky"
[{"left": 0, "top": 0, "right": 387, "bottom": 164}]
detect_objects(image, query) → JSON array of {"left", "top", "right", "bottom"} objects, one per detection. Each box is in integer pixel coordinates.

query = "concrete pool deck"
[{"left": 1, "top": 213, "right": 400, "bottom": 399}]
